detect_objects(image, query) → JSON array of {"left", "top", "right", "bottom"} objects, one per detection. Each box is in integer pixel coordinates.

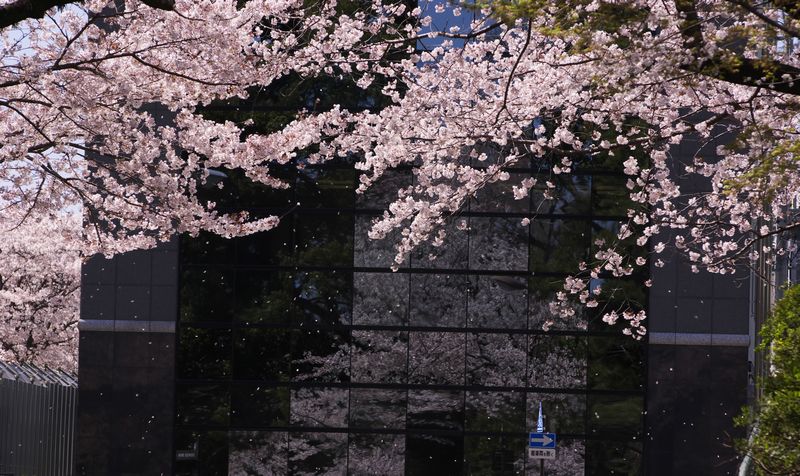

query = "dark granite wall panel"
[
  {"left": 76, "top": 242, "right": 178, "bottom": 476},
  {"left": 646, "top": 345, "right": 748, "bottom": 476}
]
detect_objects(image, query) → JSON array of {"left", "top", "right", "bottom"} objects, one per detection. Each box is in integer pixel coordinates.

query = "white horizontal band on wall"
[
  {"left": 78, "top": 319, "right": 175, "bottom": 333},
  {"left": 648, "top": 332, "right": 750, "bottom": 347}
]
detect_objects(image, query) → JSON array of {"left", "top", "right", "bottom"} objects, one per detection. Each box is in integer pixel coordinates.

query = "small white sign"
[{"left": 528, "top": 448, "right": 556, "bottom": 460}]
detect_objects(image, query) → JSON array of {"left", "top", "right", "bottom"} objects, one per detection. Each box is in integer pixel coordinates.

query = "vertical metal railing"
[{"left": 0, "top": 362, "right": 77, "bottom": 475}]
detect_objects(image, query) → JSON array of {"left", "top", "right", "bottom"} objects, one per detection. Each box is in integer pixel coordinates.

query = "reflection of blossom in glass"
[{"left": 228, "top": 431, "right": 287, "bottom": 475}]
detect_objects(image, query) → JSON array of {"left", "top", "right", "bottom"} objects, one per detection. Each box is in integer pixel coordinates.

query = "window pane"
[
  {"left": 295, "top": 212, "right": 354, "bottom": 266},
  {"left": 230, "top": 385, "right": 289, "bottom": 427},
  {"left": 410, "top": 274, "right": 468, "bottom": 327},
  {"left": 526, "top": 393, "right": 586, "bottom": 435},
  {"left": 586, "top": 439, "right": 643, "bottom": 475},
  {"left": 178, "top": 327, "right": 231, "bottom": 378},
  {"left": 180, "top": 232, "right": 234, "bottom": 265},
  {"left": 174, "top": 430, "right": 229, "bottom": 476},
  {"left": 234, "top": 271, "right": 296, "bottom": 326},
  {"left": 529, "top": 277, "right": 587, "bottom": 331},
  {"left": 228, "top": 431, "right": 287, "bottom": 475},
  {"left": 469, "top": 217, "right": 528, "bottom": 271},
  {"left": 531, "top": 174, "right": 591, "bottom": 216},
  {"left": 407, "top": 389, "right": 464, "bottom": 431},
  {"left": 350, "top": 330, "right": 407, "bottom": 384},
  {"left": 296, "top": 167, "right": 355, "bottom": 209},
  {"left": 235, "top": 219, "right": 293, "bottom": 266},
  {"left": 466, "top": 333, "right": 526, "bottom": 387},
  {"left": 292, "top": 271, "right": 352, "bottom": 326},
  {"left": 529, "top": 219, "right": 589, "bottom": 274},
  {"left": 289, "top": 432, "right": 347, "bottom": 475},
  {"left": 408, "top": 332, "right": 465, "bottom": 385},
  {"left": 525, "top": 439, "right": 585, "bottom": 476},
  {"left": 176, "top": 384, "right": 230, "bottom": 426},
  {"left": 349, "top": 434, "right": 405, "bottom": 476},
  {"left": 591, "top": 175, "right": 631, "bottom": 216},
  {"left": 180, "top": 267, "right": 234, "bottom": 323},
  {"left": 349, "top": 388, "right": 406, "bottom": 430},
  {"left": 291, "top": 328, "right": 350, "bottom": 383},
  {"left": 356, "top": 169, "right": 412, "bottom": 209},
  {"left": 465, "top": 391, "right": 525, "bottom": 432},
  {"left": 468, "top": 275, "right": 527, "bottom": 329},
  {"left": 463, "top": 435, "right": 526, "bottom": 475},
  {"left": 353, "top": 272, "right": 409, "bottom": 326},
  {"left": 588, "top": 395, "right": 644, "bottom": 438},
  {"left": 354, "top": 215, "right": 408, "bottom": 268},
  {"left": 527, "top": 335, "right": 587, "bottom": 389},
  {"left": 406, "top": 434, "right": 464, "bottom": 476},
  {"left": 290, "top": 387, "right": 348, "bottom": 428},
  {"left": 470, "top": 173, "right": 530, "bottom": 213},
  {"left": 590, "top": 220, "right": 645, "bottom": 265},
  {"left": 233, "top": 328, "right": 293, "bottom": 381},
  {"left": 587, "top": 278, "right": 647, "bottom": 332},
  {"left": 588, "top": 336, "right": 645, "bottom": 390},
  {"left": 411, "top": 221, "right": 468, "bottom": 269}
]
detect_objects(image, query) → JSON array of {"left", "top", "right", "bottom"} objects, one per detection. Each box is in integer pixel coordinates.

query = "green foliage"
[
  {"left": 737, "top": 285, "right": 800, "bottom": 475},
  {"left": 479, "top": 0, "right": 650, "bottom": 50}
]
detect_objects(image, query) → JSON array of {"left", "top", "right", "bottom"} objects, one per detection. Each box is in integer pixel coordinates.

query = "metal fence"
[{"left": 0, "top": 362, "right": 77, "bottom": 476}]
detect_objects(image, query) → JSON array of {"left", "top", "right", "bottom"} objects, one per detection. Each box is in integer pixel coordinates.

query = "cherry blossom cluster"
[
  {"left": 3, "top": 0, "right": 800, "bottom": 338},
  {"left": 0, "top": 212, "right": 81, "bottom": 371}
]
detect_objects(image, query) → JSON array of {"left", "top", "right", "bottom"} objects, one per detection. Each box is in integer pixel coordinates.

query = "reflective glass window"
[
  {"left": 180, "top": 267, "right": 234, "bottom": 323},
  {"left": 467, "top": 275, "right": 527, "bottom": 329},
  {"left": 178, "top": 327, "right": 231, "bottom": 378},
  {"left": 470, "top": 173, "right": 531, "bottom": 213},
  {"left": 288, "top": 432, "right": 348, "bottom": 475},
  {"left": 464, "top": 435, "right": 526, "bottom": 476},
  {"left": 531, "top": 175, "right": 591, "bottom": 216},
  {"left": 294, "top": 212, "right": 354, "bottom": 266},
  {"left": 410, "top": 274, "right": 468, "bottom": 327},
  {"left": 176, "top": 384, "right": 230, "bottom": 426},
  {"left": 527, "top": 335, "right": 587, "bottom": 389},
  {"left": 466, "top": 333, "right": 526, "bottom": 387},
  {"left": 526, "top": 393, "right": 586, "bottom": 435},
  {"left": 411, "top": 221, "right": 468, "bottom": 269},
  {"left": 292, "top": 271, "right": 352, "bottom": 326},
  {"left": 350, "top": 330, "right": 408, "bottom": 384},
  {"left": 465, "top": 391, "right": 525, "bottom": 432},
  {"left": 406, "top": 433, "right": 464, "bottom": 476},
  {"left": 353, "top": 272, "right": 409, "bottom": 326},
  {"left": 529, "top": 219, "right": 589, "bottom": 273},
  {"left": 290, "top": 387, "right": 348, "bottom": 428},
  {"left": 408, "top": 332, "right": 465, "bottom": 385},
  {"left": 348, "top": 434, "right": 405, "bottom": 476},
  {"left": 291, "top": 328, "right": 350, "bottom": 383},
  {"left": 588, "top": 336, "right": 645, "bottom": 390},
  {"left": 469, "top": 217, "right": 528, "bottom": 271},
  {"left": 228, "top": 431, "right": 288, "bottom": 475},
  {"left": 407, "top": 390, "right": 464, "bottom": 432},
  {"left": 233, "top": 328, "right": 293, "bottom": 381},
  {"left": 349, "top": 388, "right": 406, "bottom": 430},
  {"left": 230, "top": 385, "right": 289, "bottom": 427},
  {"left": 354, "top": 215, "right": 409, "bottom": 268},
  {"left": 234, "top": 271, "right": 295, "bottom": 325}
]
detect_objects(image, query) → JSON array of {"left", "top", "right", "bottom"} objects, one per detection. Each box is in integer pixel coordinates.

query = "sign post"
[{"left": 529, "top": 402, "right": 557, "bottom": 474}]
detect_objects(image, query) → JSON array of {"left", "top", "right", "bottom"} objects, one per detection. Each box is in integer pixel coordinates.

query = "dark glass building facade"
[
  {"left": 171, "top": 155, "right": 646, "bottom": 475},
  {"left": 75, "top": 8, "right": 750, "bottom": 476}
]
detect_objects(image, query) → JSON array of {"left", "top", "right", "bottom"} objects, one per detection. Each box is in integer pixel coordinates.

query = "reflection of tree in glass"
[{"left": 228, "top": 431, "right": 287, "bottom": 475}]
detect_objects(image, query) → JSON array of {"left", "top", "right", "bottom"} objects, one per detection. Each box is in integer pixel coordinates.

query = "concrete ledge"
[
  {"left": 649, "top": 332, "right": 750, "bottom": 346},
  {"left": 79, "top": 319, "right": 176, "bottom": 333}
]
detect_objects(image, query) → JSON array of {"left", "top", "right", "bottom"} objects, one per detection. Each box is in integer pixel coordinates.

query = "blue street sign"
[{"left": 529, "top": 432, "right": 557, "bottom": 449}]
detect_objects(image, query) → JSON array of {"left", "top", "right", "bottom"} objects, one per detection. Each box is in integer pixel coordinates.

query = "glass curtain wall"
[{"left": 175, "top": 152, "right": 646, "bottom": 475}]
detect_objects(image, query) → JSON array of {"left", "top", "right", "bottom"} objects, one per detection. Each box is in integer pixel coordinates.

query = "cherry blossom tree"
[
  {"left": 2, "top": 0, "right": 800, "bottom": 338},
  {"left": 0, "top": 212, "right": 81, "bottom": 371}
]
